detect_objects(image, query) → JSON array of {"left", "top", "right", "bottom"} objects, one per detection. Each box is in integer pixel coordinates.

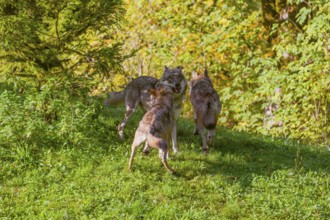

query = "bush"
[{"left": 0, "top": 80, "right": 104, "bottom": 152}]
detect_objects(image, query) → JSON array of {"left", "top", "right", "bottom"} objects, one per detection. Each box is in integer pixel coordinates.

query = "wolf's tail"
[
  {"left": 203, "top": 101, "right": 217, "bottom": 130},
  {"left": 104, "top": 89, "right": 126, "bottom": 106}
]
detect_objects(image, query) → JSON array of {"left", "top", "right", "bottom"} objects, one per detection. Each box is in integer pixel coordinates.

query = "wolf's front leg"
[
  {"left": 171, "top": 107, "right": 182, "bottom": 154},
  {"left": 171, "top": 123, "right": 178, "bottom": 153}
]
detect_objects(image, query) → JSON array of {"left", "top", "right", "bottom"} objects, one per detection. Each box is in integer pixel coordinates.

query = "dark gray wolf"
[
  {"left": 128, "top": 83, "right": 176, "bottom": 173},
  {"left": 104, "top": 66, "right": 187, "bottom": 153},
  {"left": 189, "top": 69, "right": 221, "bottom": 153}
]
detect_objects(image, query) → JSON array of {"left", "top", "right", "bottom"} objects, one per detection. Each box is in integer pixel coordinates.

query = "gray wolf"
[
  {"left": 189, "top": 69, "right": 221, "bottom": 153},
  {"left": 104, "top": 66, "right": 187, "bottom": 153},
  {"left": 128, "top": 83, "right": 176, "bottom": 173}
]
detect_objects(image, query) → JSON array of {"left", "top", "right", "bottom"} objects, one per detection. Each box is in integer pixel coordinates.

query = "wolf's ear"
[
  {"left": 192, "top": 71, "right": 198, "bottom": 79},
  {"left": 177, "top": 66, "right": 183, "bottom": 71},
  {"left": 164, "top": 65, "right": 168, "bottom": 72},
  {"left": 148, "top": 88, "right": 157, "bottom": 96},
  {"left": 204, "top": 68, "right": 209, "bottom": 77}
]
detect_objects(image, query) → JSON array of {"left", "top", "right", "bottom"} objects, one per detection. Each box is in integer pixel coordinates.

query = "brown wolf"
[
  {"left": 104, "top": 66, "right": 187, "bottom": 153},
  {"left": 128, "top": 83, "right": 176, "bottom": 173},
  {"left": 189, "top": 69, "right": 221, "bottom": 153}
]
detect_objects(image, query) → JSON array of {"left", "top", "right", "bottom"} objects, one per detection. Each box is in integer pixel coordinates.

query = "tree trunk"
[{"left": 260, "top": 0, "right": 278, "bottom": 42}]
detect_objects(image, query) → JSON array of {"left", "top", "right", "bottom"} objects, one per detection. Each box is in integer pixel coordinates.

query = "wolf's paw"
[
  {"left": 118, "top": 131, "right": 125, "bottom": 140},
  {"left": 202, "top": 148, "right": 209, "bottom": 154},
  {"left": 143, "top": 148, "right": 150, "bottom": 155},
  {"left": 173, "top": 148, "right": 179, "bottom": 154}
]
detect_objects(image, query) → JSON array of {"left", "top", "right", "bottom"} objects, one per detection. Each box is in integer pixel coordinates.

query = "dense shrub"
[
  {"left": 114, "top": 0, "right": 329, "bottom": 145},
  {"left": 0, "top": 0, "right": 125, "bottom": 154},
  {"left": 0, "top": 81, "right": 104, "bottom": 151}
]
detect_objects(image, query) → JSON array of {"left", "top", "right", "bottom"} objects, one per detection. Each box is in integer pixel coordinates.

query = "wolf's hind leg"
[
  {"left": 148, "top": 135, "right": 174, "bottom": 173},
  {"left": 118, "top": 94, "right": 140, "bottom": 139},
  {"left": 142, "top": 141, "right": 150, "bottom": 155},
  {"left": 197, "top": 119, "right": 208, "bottom": 153},
  {"left": 128, "top": 132, "right": 146, "bottom": 171},
  {"left": 160, "top": 147, "right": 174, "bottom": 174},
  {"left": 207, "top": 129, "right": 216, "bottom": 146},
  {"left": 193, "top": 111, "right": 199, "bottom": 135}
]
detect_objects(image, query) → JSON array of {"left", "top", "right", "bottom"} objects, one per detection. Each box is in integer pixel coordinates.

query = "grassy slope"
[{"left": 0, "top": 107, "right": 329, "bottom": 219}]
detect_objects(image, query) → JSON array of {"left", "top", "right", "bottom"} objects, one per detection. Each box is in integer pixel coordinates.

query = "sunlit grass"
[{"left": 0, "top": 107, "right": 329, "bottom": 219}]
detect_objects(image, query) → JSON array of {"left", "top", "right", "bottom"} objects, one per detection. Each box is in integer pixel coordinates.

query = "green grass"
[{"left": 1, "top": 107, "right": 329, "bottom": 219}]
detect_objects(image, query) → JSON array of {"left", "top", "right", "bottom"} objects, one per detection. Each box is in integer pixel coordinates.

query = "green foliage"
[
  {"left": 0, "top": 81, "right": 108, "bottom": 156},
  {"left": 117, "top": 0, "right": 329, "bottom": 145},
  {"left": 263, "top": 2, "right": 330, "bottom": 143},
  {"left": 1, "top": 0, "right": 328, "bottom": 145},
  {"left": 0, "top": 0, "right": 125, "bottom": 88},
  {"left": 0, "top": 0, "right": 127, "bottom": 164}
]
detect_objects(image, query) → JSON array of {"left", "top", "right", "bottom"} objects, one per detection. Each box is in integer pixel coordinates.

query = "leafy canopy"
[{"left": 0, "top": 0, "right": 125, "bottom": 87}]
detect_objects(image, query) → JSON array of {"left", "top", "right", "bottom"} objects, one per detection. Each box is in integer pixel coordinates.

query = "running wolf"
[
  {"left": 128, "top": 83, "right": 176, "bottom": 173},
  {"left": 189, "top": 69, "right": 221, "bottom": 153},
  {"left": 104, "top": 66, "right": 187, "bottom": 153}
]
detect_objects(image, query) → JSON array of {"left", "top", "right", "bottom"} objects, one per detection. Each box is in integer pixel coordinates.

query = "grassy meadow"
[
  {"left": 0, "top": 106, "right": 329, "bottom": 219},
  {"left": 1, "top": 1, "right": 330, "bottom": 219}
]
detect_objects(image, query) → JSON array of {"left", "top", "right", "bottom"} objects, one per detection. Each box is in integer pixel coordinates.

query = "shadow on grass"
[
  {"left": 104, "top": 106, "right": 329, "bottom": 190},
  {"left": 174, "top": 118, "right": 330, "bottom": 188},
  {"left": 107, "top": 106, "right": 329, "bottom": 178}
]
